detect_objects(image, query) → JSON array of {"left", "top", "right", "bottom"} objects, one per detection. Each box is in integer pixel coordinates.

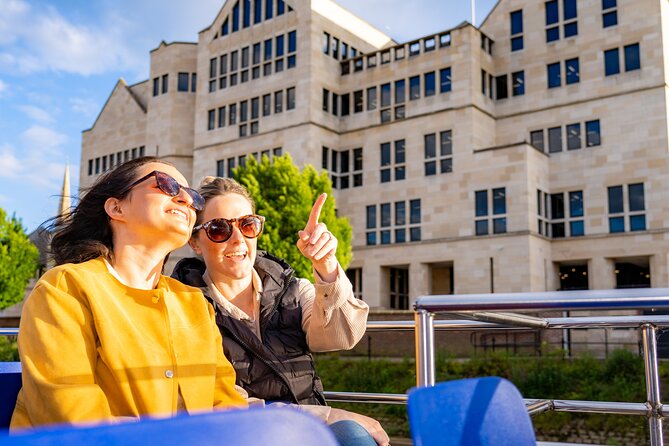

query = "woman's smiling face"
[{"left": 190, "top": 193, "right": 258, "bottom": 281}]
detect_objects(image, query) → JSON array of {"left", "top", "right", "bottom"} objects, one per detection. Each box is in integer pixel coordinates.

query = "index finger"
[{"left": 305, "top": 193, "right": 327, "bottom": 232}]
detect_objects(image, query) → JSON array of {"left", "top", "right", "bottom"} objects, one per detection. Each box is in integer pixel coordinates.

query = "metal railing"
[{"left": 3, "top": 288, "right": 669, "bottom": 444}]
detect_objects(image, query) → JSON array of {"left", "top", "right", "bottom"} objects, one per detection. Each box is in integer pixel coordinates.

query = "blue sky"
[{"left": 0, "top": 0, "right": 497, "bottom": 232}]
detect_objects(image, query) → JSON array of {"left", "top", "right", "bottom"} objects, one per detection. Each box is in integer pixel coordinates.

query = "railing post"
[
  {"left": 641, "top": 324, "right": 664, "bottom": 446},
  {"left": 414, "top": 309, "right": 435, "bottom": 387}
]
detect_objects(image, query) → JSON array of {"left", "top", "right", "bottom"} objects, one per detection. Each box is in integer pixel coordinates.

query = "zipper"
[{"left": 222, "top": 322, "right": 300, "bottom": 404}]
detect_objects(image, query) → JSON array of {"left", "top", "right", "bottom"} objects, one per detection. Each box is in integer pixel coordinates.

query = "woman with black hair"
[{"left": 11, "top": 157, "right": 245, "bottom": 430}]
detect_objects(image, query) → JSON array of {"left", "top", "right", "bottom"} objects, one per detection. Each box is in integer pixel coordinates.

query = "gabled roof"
[{"left": 82, "top": 78, "right": 147, "bottom": 133}]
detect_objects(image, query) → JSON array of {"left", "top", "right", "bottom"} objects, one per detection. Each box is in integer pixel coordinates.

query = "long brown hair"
[{"left": 49, "top": 156, "right": 172, "bottom": 265}]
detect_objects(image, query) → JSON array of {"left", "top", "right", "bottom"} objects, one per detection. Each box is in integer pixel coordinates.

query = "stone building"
[{"left": 81, "top": 0, "right": 669, "bottom": 310}]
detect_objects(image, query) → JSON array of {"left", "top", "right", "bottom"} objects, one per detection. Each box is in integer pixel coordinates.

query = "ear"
[
  {"left": 104, "top": 197, "right": 127, "bottom": 222},
  {"left": 188, "top": 236, "right": 203, "bottom": 255}
]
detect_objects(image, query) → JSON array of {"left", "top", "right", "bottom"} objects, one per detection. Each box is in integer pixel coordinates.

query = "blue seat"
[
  {"left": 0, "top": 362, "right": 22, "bottom": 429},
  {"left": 408, "top": 376, "right": 536, "bottom": 446},
  {"left": 0, "top": 406, "right": 338, "bottom": 446}
]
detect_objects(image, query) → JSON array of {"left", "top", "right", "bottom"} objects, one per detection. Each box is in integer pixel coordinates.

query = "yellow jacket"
[{"left": 11, "top": 258, "right": 246, "bottom": 430}]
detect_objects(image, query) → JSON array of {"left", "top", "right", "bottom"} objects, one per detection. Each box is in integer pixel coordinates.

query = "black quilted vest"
[{"left": 172, "top": 252, "right": 326, "bottom": 405}]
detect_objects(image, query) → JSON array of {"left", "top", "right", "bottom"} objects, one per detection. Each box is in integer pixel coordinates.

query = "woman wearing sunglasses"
[
  {"left": 11, "top": 158, "right": 245, "bottom": 430},
  {"left": 172, "top": 177, "right": 389, "bottom": 446}
]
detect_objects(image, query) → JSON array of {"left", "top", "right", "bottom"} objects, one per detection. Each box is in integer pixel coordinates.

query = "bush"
[
  {"left": 314, "top": 350, "right": 662, "bottom": 440},
  {"left": 0, "top": 336, "right": 18, "bottom": 361}
]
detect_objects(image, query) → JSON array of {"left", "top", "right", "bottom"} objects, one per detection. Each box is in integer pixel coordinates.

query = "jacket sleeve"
[
  {"left": 210, "top": 305, "right": 248, "bottom": 410},
  {"left": 15, "top": 274, "right": 115, "bottom": 426},
  {"left": 299, "top": 263, "right": 369, "bottom": 352}
]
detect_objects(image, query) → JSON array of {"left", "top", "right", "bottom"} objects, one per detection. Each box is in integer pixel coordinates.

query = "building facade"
[{"left": 81, "top": 0, "right": 669, "bottom": 309}]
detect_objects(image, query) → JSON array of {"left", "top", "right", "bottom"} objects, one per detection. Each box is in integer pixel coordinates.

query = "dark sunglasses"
[
  {"left": 193, "top": 215, "right": 265, "bottom": 243},
  {"left": 124, "top": 171, "right": 204, "bottom": 211}
]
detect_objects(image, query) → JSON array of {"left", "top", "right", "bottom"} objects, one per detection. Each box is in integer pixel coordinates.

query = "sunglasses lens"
[
  {"left": 155, "top": 173, "right": 180, "bottom": 196},
  {"left": 206, "top": 219, "right": 233, "bottom": 242},
  {"left": 185, "top": 188, "right": 205, "bottom": 211},
  {"left": 240, "top": 216, "right": 263, "bottom": 238}
]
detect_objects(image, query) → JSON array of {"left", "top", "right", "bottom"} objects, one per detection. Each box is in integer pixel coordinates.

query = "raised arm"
[{"left": 296, "top": 194, "right": 369, "bottom": 351}]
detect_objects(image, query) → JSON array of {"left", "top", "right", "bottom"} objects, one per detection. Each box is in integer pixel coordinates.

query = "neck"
[
  {"left": 109, "top": 243, "right": 169, "bottom": 290},
  {"left": 210, "top": 271, "right": 254, "bottom": 306}
]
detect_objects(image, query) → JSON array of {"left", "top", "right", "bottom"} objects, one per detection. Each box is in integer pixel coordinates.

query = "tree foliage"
[
  {"left": 234, "top": 154, "right": 352, "bottom": 281},
  {"left": 0, "top": 209, "right": 39, "bottom": 310}
]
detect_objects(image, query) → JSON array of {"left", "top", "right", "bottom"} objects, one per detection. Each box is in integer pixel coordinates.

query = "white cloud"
[
  {"left": 0, "top": 79, "right": 7, "bottom": 97},
  {"left": 70, "top": 97, "right": 100, "bottom": 118},
  {"left": 0, "top": 0, "right": 141, "bottom": 76},
  {"left": 18, "top": 105, "right": 54, "bottom": 123},
  {"left": 20, "top": 125, "right": 67, "bottom": 153},
  {"left": 0, "top": 143, "right": 75, "bottom": 189}
]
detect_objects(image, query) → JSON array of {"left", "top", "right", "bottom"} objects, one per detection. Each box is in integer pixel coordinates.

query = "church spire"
[{"left": 58, "top": 162, "right": 71, "bottom": 215}]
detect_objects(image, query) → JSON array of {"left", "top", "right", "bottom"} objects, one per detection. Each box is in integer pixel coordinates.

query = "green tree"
[
  {"left": 0, "top": 209, "right": 39, "bottom": 310},
  {"left": 234, "top": 154, "right": 352, "bottom": 281}
]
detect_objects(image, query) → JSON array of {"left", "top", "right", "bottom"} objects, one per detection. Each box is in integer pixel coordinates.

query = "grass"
[{"left": 315, "top": 349, "right": 666, "bottom": 441}]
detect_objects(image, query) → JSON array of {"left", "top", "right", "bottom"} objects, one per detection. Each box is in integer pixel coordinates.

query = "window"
[
  {"left": 274, "top": 90, "right": 283, "bottom": 113},
  {"left": 322, "top": 89, "right": 329, "bottom": 112},
  {"left": 389, "top": 267, "right": 409, "bottom": 310},
  {"left": 608, "top": 183, "right": 646, "bottom": 232},
  {"left": 563, "top": 0, "right": 578, "bottom": 38},
  {"left": 440, "top": 67, "right": 452, "bottom": 93},
  {"left": 565, "top": 58, "right": 579, "bottom": 84},
  {"left": 161, "top": 74, "right": 168, "bottom": 94},
  {"left": 545, "top": 0, "right": 559, "bottom": 42},
  {"left": 547, "top": 62, "right": 561, "bottom": 88},
  {"left": 332, "top": 37, "right": 339, "bottom": 59},
  {"left": 624, "top": 43, "right": 640, "bottom": 72},
  {"left": 604, "top": 48, "right": 620, "bottom": 75},
  {"left": 152, "top": 78, "right": 159, "bottom": 96},
  {"left": 88, "top": 159, "right": 93, "bottom": 176},
  {"left": 354, "top": 90, "right": 363, "bottom": 113},
  {"left": 585, "top": 120, "right": 601, "bottom": 146},
  {"left": 340, "top": 93, "right": 349, "bottom": 116},
  {"left": 366, "top": 205, "right": 377, "bottom": 245},
  {"left": 254, "top": 0, "right": 262, "bottom": 24},
  {"left": 380, "top": 140, "right": 406, "bottom": 183},
  {"left": 409, "top": 42, "right": 420, "bottom": 56},
  {"left": 550, "top": 191, "right": 584, "bottom": 237},
  {"left": 424, "top": 72, "right": 436, "bottom": 97},
  {"left": 208, "top": 109, "right": 215, "bottom": 131},
  {"left": 178, "top": 73, "right": 189, "bottom": 92},
  {"left": 218, "top": 106, "right": 226, "bottom": 128},
  {"left": 409, "top": 76, "right": 420, "bottom": 100},
  {"left": 367, "top": 87, "right": 377, "bottom": 111},
  {"left": 332, "top": 93, "right": 338, "bottom": 116},
  {"left": 395, "top": 80, "right": 405, "bottom": 104},
  {"left": 229, "top": 103, "right": 237, "bottom": 125},
  {"left": 346, "top": 268, "right": 363, "bottom": 300},
  {"left": 512, "top": 71, "right": 524, "bottom": 96},
  {"left": 530, "top": 130, "right": 544, "bottom": 151},
  {"left": 327, "top": 148, "right": 363, "bottom": 190},
  {"left": 232, "top": 1, "right": 240, "bottom": 32},
  {"left": 537, "top": 190, "right": 549, "bottom": 236},
  {"left": 602, "top": 0, "right": 617, "bottom": 27},
  {"left": 323, "top": 32, "right": 330, "bottom": 55},
  {"left": 191, "top": 73, "right": 197, "bottom": 92},
  {"left": 566, "top": 123, "right": 581, "bottom": 150},
  {"left": 548, "top": 127, "right": 562, "bottom": 153},
  {"left": 243, "top": 0, "right": 250, "bottom": 28},
  {"left": 510, "top": 10, "right": 524, "bottom": 51},
  {"left": 286, "top": 87, "right": 295, "bottom": 110},
  {"left": 475, "top": 188, "right": 507, "bottom": 235},
  {"left": 424, "top": 130, "right": 453, "bottom": 176},
  {"left": 380, "top": 83, "right": 391, "bottom": 107},
  {"left": 263, "top": 94, "right": 271, "bottom": 116},
  {"left": 217, "top": 160, "right": 225, "bottom": 177},
  {"left": 495, "top": 75, "right": 508, "bottom": 100}
]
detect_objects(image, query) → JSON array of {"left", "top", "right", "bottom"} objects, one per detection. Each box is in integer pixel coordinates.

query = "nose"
[
  {"left": 227, "top": 221, "right": 245, "bottom": 242},
  {"left": 173, "top": 187, "right": 195, "bottom": 209}
]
